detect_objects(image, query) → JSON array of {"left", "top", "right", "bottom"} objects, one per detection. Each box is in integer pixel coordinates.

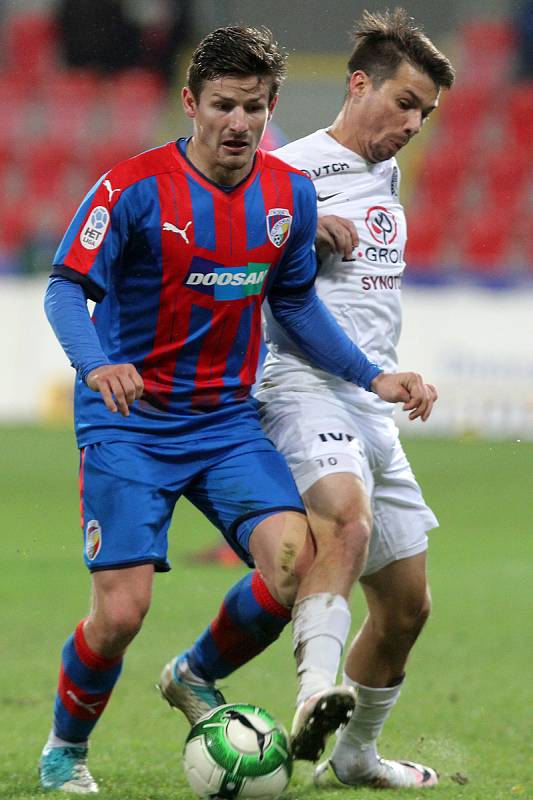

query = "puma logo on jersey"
[
  {"left": 163, "top": 221, "right": 192, "bottom": 244},
  {"left": 66, "top": 690, "right": 103, "bottom": 715},
  {"left": 103, "top": 179, "right": 121, "bottom": 202}
]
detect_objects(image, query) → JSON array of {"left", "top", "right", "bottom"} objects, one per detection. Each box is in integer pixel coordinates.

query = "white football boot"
[
  {"left": 314, "top": 755, "right": 438, "bottom": 789},
  {"left": 290, "top": 686, "right": 356, "bottom": 761}
]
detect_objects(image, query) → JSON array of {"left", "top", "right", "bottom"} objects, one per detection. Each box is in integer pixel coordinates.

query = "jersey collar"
[{"left": 171, "top": 138, "right": 262, "bottom": 196}]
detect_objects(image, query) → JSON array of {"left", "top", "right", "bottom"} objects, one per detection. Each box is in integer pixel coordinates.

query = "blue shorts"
[{"left": 79, "top": 434, "right": 305, "bottom": 572}]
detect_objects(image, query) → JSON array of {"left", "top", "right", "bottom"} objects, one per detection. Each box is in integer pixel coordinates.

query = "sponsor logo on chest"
[
  {"left": 301, "top": 162, "right": 351, "bottom": 179},
  {"left": 351, "top": 206, "right": 404, "bottom": 266},
  {"left": 184, "top": 257, "right": 270, "bottom": 300}
]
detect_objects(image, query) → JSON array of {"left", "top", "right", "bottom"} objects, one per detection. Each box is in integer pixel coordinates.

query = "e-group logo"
[{"left": 365, "top": 206, "right": 398, "bottom": 245}]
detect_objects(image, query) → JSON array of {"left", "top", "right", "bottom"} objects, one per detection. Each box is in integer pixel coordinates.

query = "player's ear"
[
  {"left": 348, "top": 70, "right": 370, "bottom": 98},
  {"left": 267, "top": 93, "right": 278, "bottom": 122},
  {"left": 182, "top": 87, "right": 197, "bottom": 119}
]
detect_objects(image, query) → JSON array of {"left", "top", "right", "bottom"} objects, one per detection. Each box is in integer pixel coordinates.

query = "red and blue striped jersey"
[{"left": 52, "top": 140, "right": 318, "bottom": 444}]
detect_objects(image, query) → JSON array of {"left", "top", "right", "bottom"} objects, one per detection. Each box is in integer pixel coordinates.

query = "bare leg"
[
  {"left": 85, "top": 563, "right": 155, "bottom": 657},
  {"left": 345, "top": 552, "right": 430, "bottom": 686},
  {"left": 291, "top": 473, "right": 372, "bottom": 704},
  {"left": 300, "top": 472, "right": 372, "bottom": 599},
  {"left": 286, "top": 474, "right": 372, "bottom": 759},
  {"left": 41, "top": 565, "right": 155, "bottom": 792},
  {"left": 321, "top": 553, "right": 437, "bottom": 788}
]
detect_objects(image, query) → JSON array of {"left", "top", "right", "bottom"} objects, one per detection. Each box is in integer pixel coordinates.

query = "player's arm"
[
  {"left": 268, "top": 286, "right": 436, "bottom": 420},
  {"left": 267, "top": 179, "right": 381, "bottom": 389},
  {"left": 44, "top": 276, "right": 143, "bottom": 417},
  {"left": 315, "top": 212, "right": 436, "bottom": 418},
  {"left": 371, "top": 372, "right": 437, "bottom": 422},
  {"left": 268, "top": 179, "right": 436, "bottom": 419},
  {"left": 316, "top": 214, "right": 359, "bottom": 261},
  {"left": 268, "top": 285, "right": 381, "bottom": 390}
]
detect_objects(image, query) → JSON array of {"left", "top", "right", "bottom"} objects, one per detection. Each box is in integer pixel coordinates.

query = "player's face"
[
  {"left": 348, "top": 61, "right": 439, "bottom": 163},
  {"left": 183, "top": 75, "right": 277, "bottom": 185}
]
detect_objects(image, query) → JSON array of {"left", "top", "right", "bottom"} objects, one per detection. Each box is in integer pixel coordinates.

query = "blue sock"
[
  {"left": 187, "top": 571, "right": 291, "bottom": 682},
  {"left": 53, "top": 620, "right": 123, "bottom": 743}
]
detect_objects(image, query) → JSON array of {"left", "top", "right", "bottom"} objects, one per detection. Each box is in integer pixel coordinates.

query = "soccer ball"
[{"left": 182, "top": 703, "right": 292, "bottom": 800}]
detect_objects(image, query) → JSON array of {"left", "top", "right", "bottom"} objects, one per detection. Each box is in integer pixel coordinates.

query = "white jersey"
[{"left": 258, "top": 128, "right": 406, "bottom": 415}]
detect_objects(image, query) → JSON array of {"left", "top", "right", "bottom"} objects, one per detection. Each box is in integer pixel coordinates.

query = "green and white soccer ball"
[{"left": 182, "top": 703, "right": 292, "bottom": 800}]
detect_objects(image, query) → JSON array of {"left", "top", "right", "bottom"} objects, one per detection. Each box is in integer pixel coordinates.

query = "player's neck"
[
  {"left": 186, "top": 138, "right": 254, "bottom": 187},
  {"left": 328, "top": 111, "right": 364, "bottom": 160}
]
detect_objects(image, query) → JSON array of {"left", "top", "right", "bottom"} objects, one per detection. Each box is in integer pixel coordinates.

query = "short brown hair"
[
  {"left": 348, "top": 8, "right": 455, "bottom": 89},
  {"left": 187, "top": 26, "right": 287, "bottom": 102}
]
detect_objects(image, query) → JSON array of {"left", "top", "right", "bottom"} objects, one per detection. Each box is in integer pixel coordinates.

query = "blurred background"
[{"left": 1, "top": 0, "right": 532, "bottom": 439}]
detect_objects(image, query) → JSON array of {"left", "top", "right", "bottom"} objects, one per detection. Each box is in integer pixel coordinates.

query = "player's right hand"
[
  {"left": 316, "top": 214, "right": 359, "bottom": 261},
  {"left": 370, "top": 371, "right": 438, "bottom": 422},
  {"left": 86, "top": 364, "right": 144, "bottom": 417}
]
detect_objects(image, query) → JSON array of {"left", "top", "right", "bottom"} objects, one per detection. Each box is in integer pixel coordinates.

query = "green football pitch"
[{"left": 1, "top": 425, "right": 531, "bottom": 800}]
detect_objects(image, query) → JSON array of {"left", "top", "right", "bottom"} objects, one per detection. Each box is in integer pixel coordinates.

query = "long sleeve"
[
  {"left": 44, "top": 276, "right": 111, "bottom": 383},
  {"left": 268, "top": 285, "right": 383, "bottom": 391}
]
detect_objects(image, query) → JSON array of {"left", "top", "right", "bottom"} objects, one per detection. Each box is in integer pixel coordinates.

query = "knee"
[
  {"left": 89, "top": 599, "right": 150, "bottom": 654},
  {"left": 264, "top": 519, "right": 315, "bottom": 609},
  {"left": 312, "top": 507, "right": 372, "bottom": 580},
  {"left": 381, "top": 590, "right": 431, "bottom": 643},
  {"left": 108, "top": 605, "right": 148, "bottom": 644},
  {"left": 333, "top": 511, "right": 372, "bottom": 564}
]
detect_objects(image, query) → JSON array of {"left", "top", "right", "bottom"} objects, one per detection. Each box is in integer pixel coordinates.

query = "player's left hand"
[
  {"left": 370, "top": 372, "right": 438, "bottom": 421},
  {"left": 86, "top": 363, "right": 144, "bottom": 417},
  {"left": 316, "top": 214, "right": 359, "bottom": 261}
]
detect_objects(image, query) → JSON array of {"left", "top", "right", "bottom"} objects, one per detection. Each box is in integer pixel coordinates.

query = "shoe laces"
[{"left": 42, "top": 746, "right": 91, "bottom": 781}]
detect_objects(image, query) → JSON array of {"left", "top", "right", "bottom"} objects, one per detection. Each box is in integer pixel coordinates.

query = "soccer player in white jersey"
[{"left": 257, "top": 8, "right": 455, "bottom": 789}]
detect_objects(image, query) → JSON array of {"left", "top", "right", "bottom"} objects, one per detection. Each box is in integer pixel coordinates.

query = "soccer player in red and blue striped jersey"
[{"left": 40, "top": 26, "right": 432, "bottom": 793}]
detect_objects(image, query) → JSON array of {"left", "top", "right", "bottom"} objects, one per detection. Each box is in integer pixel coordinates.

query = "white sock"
[
  {"left": 292, "top": 593, "right": 351, "bottom": 707},
  {"left": 44, "top": 730, "right": 87, "bottom": 751},
  {"left": 332, "top": 675, "right": 404, "bottom": 777}
]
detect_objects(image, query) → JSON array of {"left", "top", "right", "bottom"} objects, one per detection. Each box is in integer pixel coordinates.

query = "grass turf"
[{"left": 0, "top": 425, "right": 531, "bottom": 799}]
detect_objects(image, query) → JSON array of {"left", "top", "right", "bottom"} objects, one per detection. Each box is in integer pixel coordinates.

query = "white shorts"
[{"left": 260, "top": 391, "right": 438, "bottom": 576}]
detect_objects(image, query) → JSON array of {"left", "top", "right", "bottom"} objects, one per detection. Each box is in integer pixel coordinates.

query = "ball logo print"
[
  {"left": 182, "top": 703, "right": 292, "bottom": 799},
  {"left": 266, "top": 208, "right": 292, "bottom": 248},
  {"left": 365, "top": 205, "right": 398, "bottom": 245},
  {"left": 85, "top": 519, "right": 102, "bottom": 561},
  {"left": 80, "top": 206, "right": 110, "bottom": 250}
]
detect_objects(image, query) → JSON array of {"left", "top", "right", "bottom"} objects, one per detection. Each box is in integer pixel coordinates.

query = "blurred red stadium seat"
[
  {"left": 460, "top": 205, "right": 512, "bottom": 271},
  {"left": 0, "top": 76, "right": 34, "bottom": 144},
  {"left": 85, "top": 140, "right": 139, "bottom": 182},
  {"left": 21, "top": 140, "right": 75, "bottom": 199},
  {"left": 102, "top": 69, "right": 165, "bottom": 147},
  {"left": 482, "top": 146, "right": 529, "bottom": 211},
  {"left": 3, "top": 11, "right": 58, "bottom": 84},
  {"left": 436, "top": 84, "right": 492, "bottom": 139},
  {"left": 504, "top": 83, "right": 533, "bottom": 150},
  {"left": 0, "top": 199, "right": 32, "bottom": 250},
  {"left": 405, "top": 208, "right": 447, "bottom": 267},
  {"left": 42, "top": 71, "right": 103, "bottom": 144},
  {"left": 458, "top": 19, "right": 516, "bottom": 86},
  {"left": 412, "top": 147, "right": 469, "bottom": 220}
]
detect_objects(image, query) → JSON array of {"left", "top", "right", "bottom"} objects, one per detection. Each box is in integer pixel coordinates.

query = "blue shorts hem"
[
  {"left": 231, "top": 504, "right": 306, "bottom": 566},
  {"left": 88, "top": 558, "right": 171, "bottom": 573}
]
